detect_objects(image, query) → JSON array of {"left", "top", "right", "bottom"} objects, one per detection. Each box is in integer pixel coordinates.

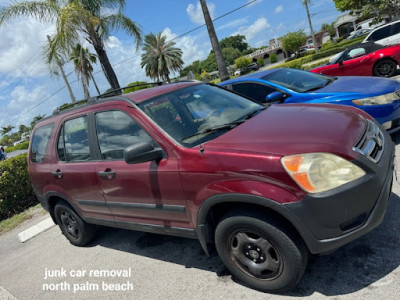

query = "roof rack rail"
[
  {"left": 98, "top": 81, "right": 164, "bottom": 99},
  {"left": 52, "top": 99, "right": 88, "bottom": 115}
]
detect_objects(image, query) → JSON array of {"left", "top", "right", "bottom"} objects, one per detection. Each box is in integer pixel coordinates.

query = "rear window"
[{"left": 30, "top": 124, "right": 54, "bottom": 163}]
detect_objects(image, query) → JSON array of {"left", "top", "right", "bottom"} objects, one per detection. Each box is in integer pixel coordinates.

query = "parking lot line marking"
[
  {"left": 17, "top": 217, "right": 55, "bottom": 243},
  {"left": 0, "top": 285, "right": 17, "bottom": 300}
]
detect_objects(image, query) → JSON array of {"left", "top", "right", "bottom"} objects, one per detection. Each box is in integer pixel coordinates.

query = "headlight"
[
  {"left": 352, "top": 92, "right": 399, "bottom": 106},
  {"left": 281, "top": 153, "right": 366, "bottom": 193}
]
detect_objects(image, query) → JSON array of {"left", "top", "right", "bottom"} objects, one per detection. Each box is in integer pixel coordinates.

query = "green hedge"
[
  {"left": 5, "top": 141, "right": 29, "bottom": 153},
  {"left": 0, "top": 154, "right": 37, "bottom": 221}
]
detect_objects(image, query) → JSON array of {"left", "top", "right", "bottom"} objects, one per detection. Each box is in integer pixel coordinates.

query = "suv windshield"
[
  {"left": 262, "top": 69, "right": 334, "bottom": 93},
  {"left": 138, "top": 84, "right": 262, "bottom": 147}
]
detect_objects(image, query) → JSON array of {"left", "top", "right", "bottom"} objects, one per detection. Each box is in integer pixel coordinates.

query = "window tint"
[
  {"left": 232, "top": 83, "right": 277, "bottom": 103},
  {"left": 30, "top": 124, "right": 54, "bottom": 163},
  {"left": 62, "top": 116, "right": 90, "bottom": 162},
  {"left": 392, "top": 22, "right": 400, "bottom": 35},
  {"left": 95, "top": 110, "right": 154, "bottom": 160},
  {"left": 367, "top": 26, "right": 391, "bottom": 41}
]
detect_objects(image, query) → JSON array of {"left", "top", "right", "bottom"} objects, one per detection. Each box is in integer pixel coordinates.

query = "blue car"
[{"left": 220, "top": 68, "right": 400, "bottom": 133}]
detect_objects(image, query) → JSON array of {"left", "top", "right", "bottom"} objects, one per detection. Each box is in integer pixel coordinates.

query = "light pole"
[{"left": 303, "top": 0, "right": 318, "bottom": 53}]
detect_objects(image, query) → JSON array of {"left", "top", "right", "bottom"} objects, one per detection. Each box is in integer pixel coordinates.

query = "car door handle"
[
  {"left": 52, "top": 170, "right": 63, "bottom": 179},
  {"left": 98, "top": 169, "right": 116, "bottom": 180}
]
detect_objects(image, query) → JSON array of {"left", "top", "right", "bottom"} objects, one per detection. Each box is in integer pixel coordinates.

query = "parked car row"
[
  {"left": 234, "top": 62, "right": 260, "bottom": 76},
  {"left": 310, "top": 42, "right": 400, "bottom": 77},
  {"left": 29, "top": 75, "right": 395, "bottom": 293}
]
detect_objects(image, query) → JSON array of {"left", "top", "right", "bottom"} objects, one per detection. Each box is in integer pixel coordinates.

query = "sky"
[{"left": 0, "top": 0, "right": 343, "bottom": 134}]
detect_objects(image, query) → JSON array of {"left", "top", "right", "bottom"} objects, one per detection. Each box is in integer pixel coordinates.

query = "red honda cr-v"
[{"left": 28, "top": 81, "right": 395, "bottom": 292}]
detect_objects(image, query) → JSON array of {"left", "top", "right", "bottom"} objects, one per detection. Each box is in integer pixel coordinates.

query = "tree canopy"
[
  {"left": 333, "top": 0, "right": 399, "bottom": 23},
  {"left": 0, "top": 0, "right": 142, "bottom": 91},
  {"left": 220, "top": 35, "right": 249, "bottom": 53},
  {"left": 141, "top": 32, "right": 183, "bottom": 82},
  {"left": 281, "top": 30, "right": 307, "bottom": 55}
]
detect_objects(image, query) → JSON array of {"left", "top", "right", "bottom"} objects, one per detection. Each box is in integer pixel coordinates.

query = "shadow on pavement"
[{"left": 89, "top": 192, "right": 400, "bottom": 297}]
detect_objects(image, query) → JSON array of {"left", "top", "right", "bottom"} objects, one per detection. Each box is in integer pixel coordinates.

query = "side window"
[
  {"left": 345, "top": 48, "right": 366, "bottom": 61},
  {"left": 232, "top": 83, "right": 277, "bottom": 103},
  {"left": 61, "top": 116, "right": 91, "bottom": 162},
  {"left": 30, "top": 124, "right": 54, "bottom": 163},
  {"left": 367, "top": 26, "right": 391, "bottom": 41},
  {"left": 95, "top": 110, "right": 154, "bottom": 160},
  {"left": 392, "top": 22, "right": 400, "bottom": 35}
]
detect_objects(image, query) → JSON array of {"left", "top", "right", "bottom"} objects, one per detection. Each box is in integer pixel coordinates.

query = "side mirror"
[
  {"left": 266, "top": 91, "right": 284, "bottom": 103},
  {"left": 124, "top": 142, "right": 164, "bottom": 164},
  {"left": 338, "top": 60, "right": 343, "bottom": 66}
]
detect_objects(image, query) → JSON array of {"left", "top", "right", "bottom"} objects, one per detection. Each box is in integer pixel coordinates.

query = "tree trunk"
[
  {"left": 200, "top": 0, "right": 230, "bottom": 82},
  {"left": 91, "top": 32, "right": 121, "bottom": 92},
  {"left": 90, "top": 72, "right": 101, "bottom": 95},
  {"left": 47, "top": 35, "right": 76, "bottom": 103},
  {"left": 59, "top": 64, "right": 77, "bottom": 103}
]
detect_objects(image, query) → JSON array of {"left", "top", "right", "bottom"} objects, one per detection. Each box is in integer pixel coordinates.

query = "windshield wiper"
[
  {"left": 181, "top": 121, "right": 245, "bottom": 143},
  {"left": 241, "top": 106, "right": 269, "bottom": 120},
  {"left": 304, "top": 77, "right": 337, "bottom": 92}
]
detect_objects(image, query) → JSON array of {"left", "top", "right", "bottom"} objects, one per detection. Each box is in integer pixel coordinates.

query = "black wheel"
[
  {"left": 215, "top": 214, "right": 308, "bottom": 292},
  {"left": 373, "top": 59, "right": 397, "bottom": 77},
  {"left": 54, "top": 202, "right": 96, "bottom": 246}
]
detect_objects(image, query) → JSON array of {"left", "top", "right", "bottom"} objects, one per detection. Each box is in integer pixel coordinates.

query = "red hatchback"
[
  {"left": 28, "top": 82, "right": 394, "bottom": 292},
  {"left": 311, "top": 42, "right": 400, "bottom": 77}
]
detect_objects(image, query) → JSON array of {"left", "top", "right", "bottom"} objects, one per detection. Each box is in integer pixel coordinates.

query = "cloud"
[
  {"left": 232, "top": 18, "right": 270, "bottom": 44},
  {"left": 275, "top": 5, "right": 283, "bottom": 14},
  {"left": 186, "top": 2, "right": 215, "bottom": 25},
  {"left": 0, "top": 18, "right": 56, "bottom": 79},
  {"left": 217, "top": 17, "right": 249, "bottom": 31}
]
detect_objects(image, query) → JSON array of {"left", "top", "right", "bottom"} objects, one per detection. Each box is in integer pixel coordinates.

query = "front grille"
[{"left": 353, "top": 120, "right": 384, "bottom": 163}]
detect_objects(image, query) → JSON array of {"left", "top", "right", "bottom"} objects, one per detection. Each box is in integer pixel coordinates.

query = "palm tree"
[
  {"left": 0, "top": 0, "right": 142, "bottom": 91},
  {"left": 200, "top": 0, "right": 229, "bottom": 82},
  {"left": 141, "top": 32, "right": 184, "bottom": 83},
  {"left": 70, "top": 43, "right": 100, "bottom": 99},
  {"left": 45, "top": 35, "right": 77, "bottom": 103},
  {"left": 30, "top": 114, "right": 46, "bottom": 129},
  {"left": 1, "top": 125, "right": 14, "bottom": 136}
]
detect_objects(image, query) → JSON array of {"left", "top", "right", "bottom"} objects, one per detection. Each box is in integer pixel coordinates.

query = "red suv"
[{"left": 28, "top": 81, "right": 394, "bottom": 292}]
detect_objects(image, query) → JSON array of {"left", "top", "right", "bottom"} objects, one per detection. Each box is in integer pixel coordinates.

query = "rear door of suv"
[{"left": 52, "top": 114, "right": 112, "bottom": 220}]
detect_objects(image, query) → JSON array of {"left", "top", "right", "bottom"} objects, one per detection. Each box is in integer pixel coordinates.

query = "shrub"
[
  {"left": 4, "top": 141, "right": 29, "bottom": 153},
  {"left": 235, "top": 56, "right": 252, "bottom": 69},
  {"left": 0, "top": 154, "right": 37, "bottom": 221},
  {"left": 257, "top": 58, "right": 265, "bottom": 67},
  {"left": 269, "top": 53, "right": 277, "bottom": 63}
]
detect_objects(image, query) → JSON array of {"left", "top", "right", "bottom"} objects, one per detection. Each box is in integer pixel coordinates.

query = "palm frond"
[{"left": 0, "top": 1, "right": 59, "bottom": 24}]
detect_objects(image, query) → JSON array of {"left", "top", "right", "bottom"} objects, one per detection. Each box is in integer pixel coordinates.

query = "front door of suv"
[{"left": 93, "top": 107, "right": 192, "bottom": 228}]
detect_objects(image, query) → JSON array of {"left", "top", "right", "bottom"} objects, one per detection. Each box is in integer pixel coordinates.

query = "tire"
[
  {"left": 215, "top": 214, "right": 308, "bottom": 292},
  {"left": 373, "top": 59, "right": 397, "bottom": 77},
  {"left": 54, "top": 201, "right": 96, "bottom": 246}
]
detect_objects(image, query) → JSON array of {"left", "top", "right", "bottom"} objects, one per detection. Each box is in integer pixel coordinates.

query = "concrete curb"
[{"left": 17, "top": 217, "right": 55, "bottom": 243}]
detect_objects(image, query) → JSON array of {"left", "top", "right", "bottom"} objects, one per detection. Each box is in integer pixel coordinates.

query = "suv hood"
[{"left": 205, "top": 104, "right": 366, "bottom": 160}]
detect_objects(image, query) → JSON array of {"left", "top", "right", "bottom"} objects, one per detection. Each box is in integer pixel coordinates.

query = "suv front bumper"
[{"left": 284, "top": 133, "right": 395, "bottom": 254}]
